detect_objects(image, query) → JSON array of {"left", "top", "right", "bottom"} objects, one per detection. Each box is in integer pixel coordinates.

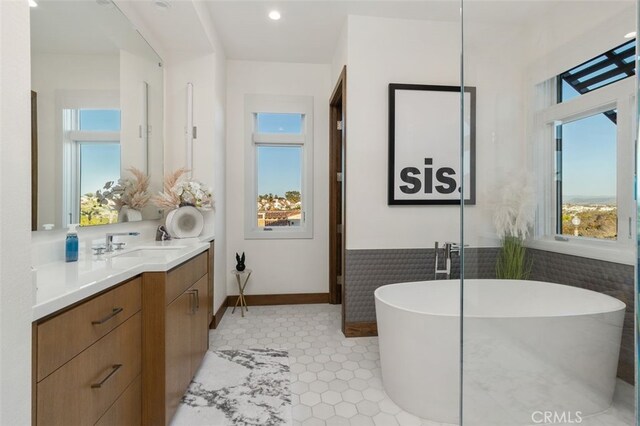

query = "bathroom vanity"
[{"left": 31, "top": 239, "right": 214, "bottom": 426}]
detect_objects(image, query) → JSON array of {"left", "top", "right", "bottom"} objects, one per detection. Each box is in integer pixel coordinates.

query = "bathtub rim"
[{"left": 374, "top": 279, "right": 626, "bottom": 319}]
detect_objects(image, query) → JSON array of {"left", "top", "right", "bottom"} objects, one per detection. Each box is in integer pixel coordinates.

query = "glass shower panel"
[{"left": 460, "top": 1, "right": 636, "bottom": 425}]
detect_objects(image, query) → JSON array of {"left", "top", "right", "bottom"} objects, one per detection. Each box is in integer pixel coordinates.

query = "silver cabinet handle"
[
  {"left": 92, "top": 307, "right": 123, "bottom": 325},
  {"left": 194, "top": 289, "right": 199, "bottom": 310},
  {"left": 91, "top": 364, "right": 122, "bottom": 388}
]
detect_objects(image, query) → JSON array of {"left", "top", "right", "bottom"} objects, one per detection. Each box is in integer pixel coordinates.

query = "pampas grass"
[
  {"left": 494, "top": 172, "right": 535, "bottom": 279},
  {"left": 152, "top": 168, "right": 188, "bottom": 210},
  {"left": 96, "top": 167, "right": 150, "bottom": 211},
  {"left": 496, "top": 236, "right": 532, "bottom": 280},
  {"left": 117, "top": 167, "right": 150, "bottom": 210}
]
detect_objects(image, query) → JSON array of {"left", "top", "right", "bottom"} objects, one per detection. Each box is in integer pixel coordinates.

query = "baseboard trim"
[
  {"left": 226, "top": 293, "right": 330, "bottom": 307},
  {"left": 344, "top": 321, "right": 378, "bottom": 337},
  {"left": 210, "top": 304, "right": 227, "bottom": 329}
]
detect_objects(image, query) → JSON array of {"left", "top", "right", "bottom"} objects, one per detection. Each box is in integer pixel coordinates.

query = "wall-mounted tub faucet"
[{"left": 434, "top": 242, "right": 464, "bottom": 279}]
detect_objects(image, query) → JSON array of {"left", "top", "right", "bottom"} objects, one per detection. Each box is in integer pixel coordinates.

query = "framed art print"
[{"left": 388, "top": 84, "right": 476, "bottom": 205}]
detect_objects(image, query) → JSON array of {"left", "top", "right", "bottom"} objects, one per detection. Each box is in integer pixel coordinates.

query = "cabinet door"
[
  {"left": 165, "top": 292, "right": 192, "bottom": 423},
  {"left": 37, "top": 313, "right": 141, "bottom": 426},
  {"left": 190, "top": 275, "right": 209, "bottom": 377},
  {"left": 95, "top": 375, "right": 141, "bottom": 426}
]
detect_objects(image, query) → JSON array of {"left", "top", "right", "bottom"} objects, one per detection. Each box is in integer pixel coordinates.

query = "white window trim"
[
  {"left": 57, "top": 90, "right": 120, "bottom": 227},
  {"left": 530, "top": 77, "right": 635, "bottom": 265},
  {"left": 244, "top": 95, "right": 314, "bottom": 239}
]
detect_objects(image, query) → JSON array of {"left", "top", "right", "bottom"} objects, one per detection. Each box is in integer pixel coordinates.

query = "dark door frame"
[{"left": 329, "top": 66, "right": 347, "bottom": 322}]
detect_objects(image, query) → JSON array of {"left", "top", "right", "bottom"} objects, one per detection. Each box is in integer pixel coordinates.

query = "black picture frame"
[{"left": 388, "top": 83, "right": 476, "bottom": 205}]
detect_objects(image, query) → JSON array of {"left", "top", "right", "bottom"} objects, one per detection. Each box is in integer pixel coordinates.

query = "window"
[
  {"left": 534, "top": 41, "right": 635, "bottom": 258},
  {"left": 245, "top": 96, "right": 313, "bottom": 239},
  {"left": 555, "top": 110, "right": 617, "bottom": 239},
  {"left": 63, "top": 108, "right": 121, "bottom": 226},
  {"left": 257, "top": 145, "right": 303, "bottom": 228}
]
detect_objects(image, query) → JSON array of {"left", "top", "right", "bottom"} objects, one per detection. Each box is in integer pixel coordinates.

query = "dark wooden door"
[{"left": 329, "top": 67, "right": 346, "bottom": 306}]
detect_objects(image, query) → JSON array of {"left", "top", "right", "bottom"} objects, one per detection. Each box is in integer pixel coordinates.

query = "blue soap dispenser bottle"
[{"left": 65, "top": 224, "right": 79, "bottom": 262}]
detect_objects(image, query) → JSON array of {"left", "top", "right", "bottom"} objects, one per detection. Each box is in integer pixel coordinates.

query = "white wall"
[
  {"left": 345, "top": 15, "right": 527, "bottom": 250},
  {"left": 226, "top": 60, "right": 331, "bottom": 296},
  {"left": 30, "top": 53, "right": 120, "bottom": 229},
  {"left": 0, "top": 0, "right": 33, "bottom": 424},
  {"left": 331, "top": 20, "right": 348, "bottom": 84},
  {"left": 524, "top": 4, "right": 634, "bottom": 85},
  {"left": 119, "top": 49, "right": 164, "bottom": 221},
  {"left": 164, "top": 50, "right": 228, "bottom": 312}
]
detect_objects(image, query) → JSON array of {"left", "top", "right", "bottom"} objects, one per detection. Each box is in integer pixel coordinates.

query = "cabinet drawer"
[
  {"left": 165, "top": 252, "right": 207, "bottom": 305},
  {"left": 37, "top": 277, "right": 141, "bottom": 381},
  {"left": 95, "top": 375, "right": 141, "bottom": 426},
  {"left": 37, "top": 312, "right": 142, "bottom": 426}
]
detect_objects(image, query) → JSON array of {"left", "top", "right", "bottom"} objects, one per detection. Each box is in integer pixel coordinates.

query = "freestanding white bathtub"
[{"left": 374, "top": 279, "right": 626, "bottom": 425}]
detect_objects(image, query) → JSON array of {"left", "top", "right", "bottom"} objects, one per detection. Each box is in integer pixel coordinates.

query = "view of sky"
[
  {"left": 80, "top": 144, "right": 121, "bottom": 195},
  {"left": 257, "top": 146, "right": 301, "bottom": 197},
  {"left": 78, "top": 109, "right": 121, "bottom": 195},
  {"left": 257, "top": 113, "right": 302, "bottom": 134},
  {"left": 560, "top": 82, "right": 617, "bottom": 200},
  {"left": 256, "top": 113, "right": 303, "bottom": 197}
]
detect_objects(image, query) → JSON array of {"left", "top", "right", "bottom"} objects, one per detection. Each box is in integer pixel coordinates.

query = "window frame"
[
  {"left": 244, "top": 95, "right": 314, "bottom": 239},
  {"left": 62, "top": 108, "right": 121, "bottom": 227},
  {"left": 531, "top": 77, "right": 635, "bottom": 263}
]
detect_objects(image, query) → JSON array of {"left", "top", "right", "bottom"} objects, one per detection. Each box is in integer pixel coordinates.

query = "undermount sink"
[{"left": 112, "top": 246, "right": 187, "bottom": 258}]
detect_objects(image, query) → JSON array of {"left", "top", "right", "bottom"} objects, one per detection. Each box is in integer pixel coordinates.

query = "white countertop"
[{"left": 32, "top": 235, "right": 215, "bottom": 321}]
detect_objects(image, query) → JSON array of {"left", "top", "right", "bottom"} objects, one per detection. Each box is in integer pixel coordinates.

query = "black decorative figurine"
[{"left": 235, "top": 252, "right": 246, "bottom": 272}]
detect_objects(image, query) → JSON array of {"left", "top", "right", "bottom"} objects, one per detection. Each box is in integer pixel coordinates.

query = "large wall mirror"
[{"left": 30, "top": 0, "right": 164, "bottom": 230}]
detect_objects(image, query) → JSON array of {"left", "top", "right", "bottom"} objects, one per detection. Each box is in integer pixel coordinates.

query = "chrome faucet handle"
[
  {"left": 105, "top": 231, "right": 140, "bottom": 252},
  {"left": 446, "top": 242, "right": 469, "bottom": 255},
  {"left": 92, "top": 246, "right": 106, "bottom": 255},
  {"left": 113, "top": 242, "right": 126, "bottom": 251}
]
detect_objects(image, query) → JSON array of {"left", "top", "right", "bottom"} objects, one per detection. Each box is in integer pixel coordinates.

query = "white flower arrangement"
[
  {"left": 152, "top": 168, "right": 213, "bottom": 211},
  {"left": 176, "top": 180, "right": 213, "bottom": 210}
]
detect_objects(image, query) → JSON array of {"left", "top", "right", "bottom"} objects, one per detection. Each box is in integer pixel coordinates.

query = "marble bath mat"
[{"left": 172, "top": 348, "right": 292, "bottom": 426}]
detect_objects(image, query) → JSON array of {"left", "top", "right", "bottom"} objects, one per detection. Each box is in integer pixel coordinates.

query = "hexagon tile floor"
[{"left": 209, "top": 304, "right": 634, "bottom": 426}]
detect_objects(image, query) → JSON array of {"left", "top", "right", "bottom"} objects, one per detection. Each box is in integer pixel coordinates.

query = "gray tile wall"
[
  {"left": 344, "top": 247, "right": 498, "bottom": 322},
  {"left": 527, "top": 248, "right": 634, "bottom": 383},
  {"left": 344, "top": 247, "right": 634, "bottom": 383}
]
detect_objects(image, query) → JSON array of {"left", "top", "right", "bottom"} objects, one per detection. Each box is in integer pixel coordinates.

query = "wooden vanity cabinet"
[
  {"left": 143, "top": 252, "right": 210, "bottom": 426},
  {"left": 33, "top": 248, "right": 213, "bottom": 426},
  {"left": 32, "top": 277, "right": 143, "bottom": 426}
]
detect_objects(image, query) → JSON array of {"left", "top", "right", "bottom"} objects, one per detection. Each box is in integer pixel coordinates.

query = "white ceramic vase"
[
  {"left": 165, "top": 205, "right": 204, "bottom": 238},
  {"left": 119, "top": 206, "right": 142, "bottom": 222}
]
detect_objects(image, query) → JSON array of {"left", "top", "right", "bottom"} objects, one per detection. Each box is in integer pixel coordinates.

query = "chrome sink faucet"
[
  {"left": 105, "top": 232, "right": 140, "bottom": 252},
  {"left": 434, "top": 242, "right": 464, "bottom": 279}
]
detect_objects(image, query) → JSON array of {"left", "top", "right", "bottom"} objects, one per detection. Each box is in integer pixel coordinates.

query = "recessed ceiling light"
[
  {"left": 28, "top": 0, "right": 37, "bottom": 7},
  {"left": 268, "top": 10, "right": 281, "bottom": 21},
  {"left": 154, "top": 0, "right": 171, "bottom": 10},
  {"left": 624, "top": 31, "right": 636, "bottom": 39}
]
